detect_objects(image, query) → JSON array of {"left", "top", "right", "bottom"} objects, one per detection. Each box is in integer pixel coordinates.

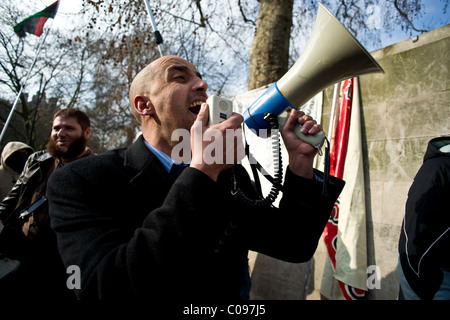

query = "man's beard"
[{"left": 47, "top": 134, "right": 87, "bottom": 160}]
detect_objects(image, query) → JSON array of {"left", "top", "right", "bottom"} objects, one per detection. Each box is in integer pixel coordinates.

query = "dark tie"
[{"left": 170, "top": 163, "right": 188, "bottom": 180}]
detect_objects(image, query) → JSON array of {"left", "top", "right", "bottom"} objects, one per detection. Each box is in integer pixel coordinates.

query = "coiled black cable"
[{"left": 231, "top": 113, "right": 283, "bottom": 207}]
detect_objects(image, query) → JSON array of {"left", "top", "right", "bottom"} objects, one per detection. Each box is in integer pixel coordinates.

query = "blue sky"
[{"left": 376, "top": 0, "right": 449, "bottom": 50}]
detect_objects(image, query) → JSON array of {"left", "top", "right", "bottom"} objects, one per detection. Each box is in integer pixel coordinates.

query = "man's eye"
[{"left": 174, "top": 75, "right": 186, "bottom": 80}]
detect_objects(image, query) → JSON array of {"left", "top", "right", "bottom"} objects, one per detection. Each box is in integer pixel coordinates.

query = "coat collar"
[
  {"left": 124, "top": 135, "right": 156, "bottom": 172},
  {"left": 124, "top": 135, "right": 172, "bottom": 190}
]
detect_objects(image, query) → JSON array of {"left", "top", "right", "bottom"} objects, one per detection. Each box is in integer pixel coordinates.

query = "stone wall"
[{"left": 246, "top": 24, "right": 450, "bottom": 300}]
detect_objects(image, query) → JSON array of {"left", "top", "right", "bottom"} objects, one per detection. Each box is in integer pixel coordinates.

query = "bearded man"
[{"left": 0, "top": 108, "right": 92, "bottom": 300}]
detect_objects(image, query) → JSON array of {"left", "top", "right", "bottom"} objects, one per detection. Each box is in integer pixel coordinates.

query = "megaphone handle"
[
  {"left": 292, "top": 124, "right": 326, "bottom": 149},
  {"left": 277, "top": 111, "right": 326, "bottom": 149}
]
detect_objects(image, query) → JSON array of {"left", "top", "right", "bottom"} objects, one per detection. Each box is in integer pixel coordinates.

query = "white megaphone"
[{"left": 243, "top": 3, "right": 384, "bottom": 148}]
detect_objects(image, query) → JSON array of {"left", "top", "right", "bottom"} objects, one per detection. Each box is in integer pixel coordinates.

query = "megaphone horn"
[{"left": 243, "top": 2, "right": 384, "bottom": 148}]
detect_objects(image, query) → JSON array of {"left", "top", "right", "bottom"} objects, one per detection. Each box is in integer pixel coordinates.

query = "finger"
[
  {"left": 283, "top": 108, "right": 300, "bottom": 132},
  {"left": 310, "top": 123, "right": 323, "bottom": 135},
  {"left": 297, "top": 114, "right": 317, "bottom": 134},
  {"left": 228, "top": 112, "right": 244, "bottom": 127},
  {"left": 301, "top": 121, "right": 322, "bottom": 135},
  {"left": 216, "top": 112, "right": 243, "bottom": 130},
  {"left": 299, "top": 118, "right": 315, "bottom": 133},
  {"left": 196, "top": 103, "right": 209, "bottom": 127},
  {"left": 297, "top": 113, "right": 313, "bottom": 125}
]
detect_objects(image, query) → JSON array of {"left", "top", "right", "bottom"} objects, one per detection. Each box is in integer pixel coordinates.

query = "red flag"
[
  {"left": 322, "top": 78, "right": 366, "bottom": 300},
  {"left": 13, "top": 1, "right": 59, "bottom": 38},
  {"left": 330, "top": 79, "right": 352, "bottom": 179}
]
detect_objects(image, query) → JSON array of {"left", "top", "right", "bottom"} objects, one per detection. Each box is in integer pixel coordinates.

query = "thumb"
[
  {"left": 195, "top": 103, "right": 209, "bottom": 127},
  {"left": 283, "top": 108, "right": 299, "bottom": 132}
]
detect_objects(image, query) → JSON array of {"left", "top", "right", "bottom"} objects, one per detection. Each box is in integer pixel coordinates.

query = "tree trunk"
[{"left": 248, "top": 0, "right": 293, "bottom": 90}]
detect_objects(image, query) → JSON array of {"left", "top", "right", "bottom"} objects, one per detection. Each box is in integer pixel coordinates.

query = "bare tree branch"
[
  {"left": 393, "top": 0, "right": 428, "bottom": 33},
  {"left": 194, "top": 0, "right": 207, "bottom": 27},
  {"left": 238, "top": 0, "right": 256, "bottom": 25}
]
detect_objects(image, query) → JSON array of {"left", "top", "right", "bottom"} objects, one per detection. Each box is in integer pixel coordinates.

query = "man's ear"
[
  {"left": 84, "top": 127, "right": 91, "bottom": 139},
  {"left": 134, "top": 96, "right": 154, "bottom": 116}
]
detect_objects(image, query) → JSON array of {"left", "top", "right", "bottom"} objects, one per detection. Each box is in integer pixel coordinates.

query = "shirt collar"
[{"left": 143, "top": 140, "right": 190, "bottom": 173}]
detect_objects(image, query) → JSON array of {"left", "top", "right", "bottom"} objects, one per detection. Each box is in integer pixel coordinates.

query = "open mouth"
[{"left": 188, "top": 100, "right": 204, "bottom": 115}]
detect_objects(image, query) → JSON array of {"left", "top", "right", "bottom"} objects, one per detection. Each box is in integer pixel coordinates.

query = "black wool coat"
[{"left": 47, "top": 135, "right": 344, "bottom": 300}]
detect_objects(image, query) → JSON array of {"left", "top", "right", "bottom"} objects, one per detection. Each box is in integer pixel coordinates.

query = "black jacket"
[
  {"left": 398, "top": 136, "right": 450, "bottom": 299},
  {"left": 48, "top": 135, "right": 344, "bottom": 300},
  {"left": 0, "top": 149, "right": 91, "bottom": 300},
  {"left": 0, "top": 151, "right": 54, "bottom": 223}
]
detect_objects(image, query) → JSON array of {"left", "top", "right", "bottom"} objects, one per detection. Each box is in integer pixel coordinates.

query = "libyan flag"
[{"left": 14, "top": 1, "right": 59, "bottom": 38}]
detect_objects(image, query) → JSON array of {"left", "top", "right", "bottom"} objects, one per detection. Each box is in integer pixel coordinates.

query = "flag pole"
[
  {"left": 143, "top": 0, "right": 164, "bottom": 57},
  {"left": 0, "top": 27, "right": 51, "bottom": 145},
  {"left": 328, "top": 83, "right": 340, "bottom": 141},
  {"left": 1, "top": 1, "right": 60, "bottom": 145}
]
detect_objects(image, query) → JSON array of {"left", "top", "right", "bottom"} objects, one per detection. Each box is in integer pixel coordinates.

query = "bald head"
[
  {"left": 129, "top": 55, "right": 198, "bottom": 124},
  {"left": 129, "top": 63, "right": 154, "bottom": 124}
]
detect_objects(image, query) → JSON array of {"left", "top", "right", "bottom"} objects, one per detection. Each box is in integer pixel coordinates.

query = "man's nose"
[{"left": 193, "top": 78, "right": 208, "bottom": 92}]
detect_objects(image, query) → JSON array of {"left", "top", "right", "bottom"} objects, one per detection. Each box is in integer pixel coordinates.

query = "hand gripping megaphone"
[{"left": 243, "top": 3, "right": 384, "bottom": 149}]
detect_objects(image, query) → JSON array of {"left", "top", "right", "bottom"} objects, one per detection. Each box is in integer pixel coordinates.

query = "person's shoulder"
[
  {"left": 67, "top": 148, "right": 127, "bottom": 171},
  {"left": 48, "top": 148, "right": 129, "bottom": 193},
  {"left": 30, "top": 150, "right": 49, "bottom": 161}
]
